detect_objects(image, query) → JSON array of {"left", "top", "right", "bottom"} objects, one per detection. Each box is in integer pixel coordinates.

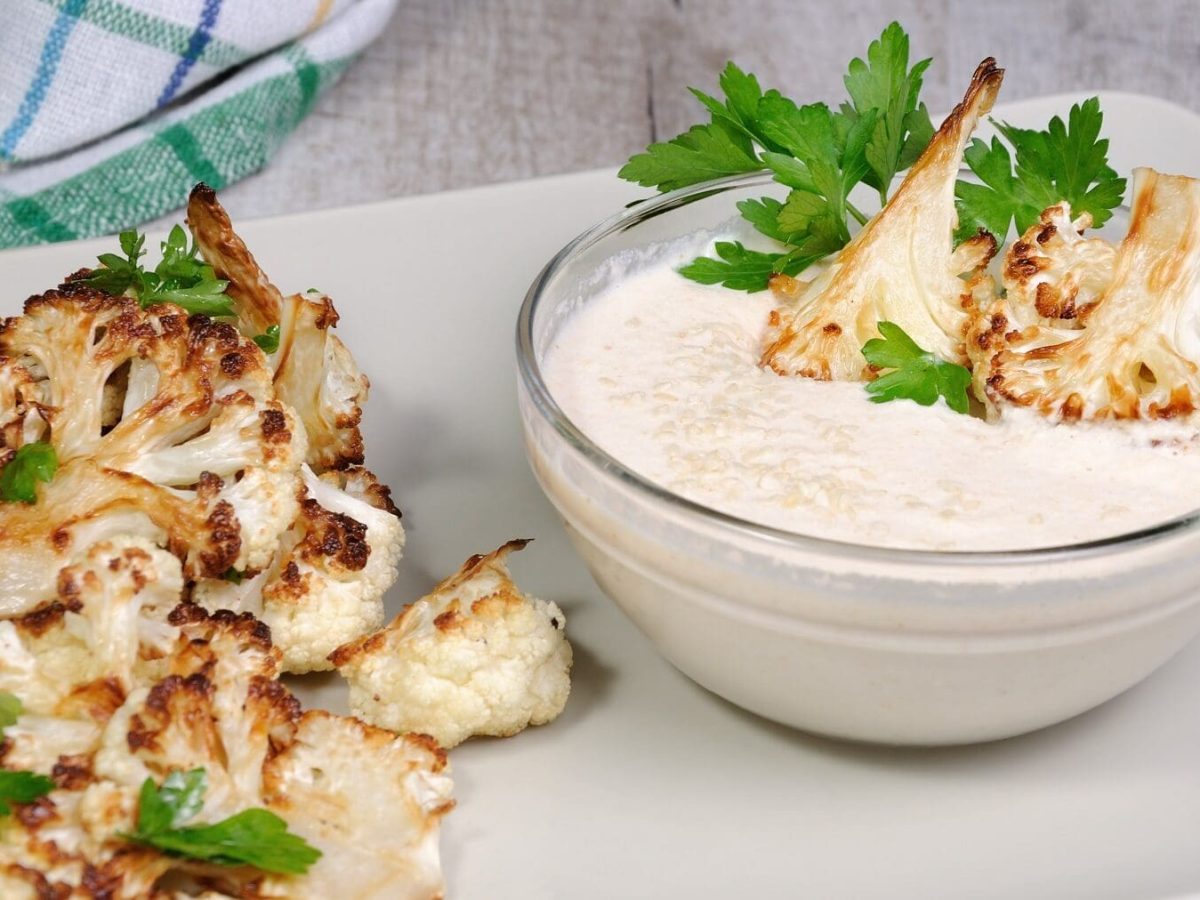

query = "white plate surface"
[{"left": 4, "top": 92, "right": 1200, "bottom": 899}]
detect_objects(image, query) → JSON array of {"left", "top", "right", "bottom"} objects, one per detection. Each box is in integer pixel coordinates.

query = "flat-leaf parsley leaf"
[
  {"left": 253, "top": 324, "right": 281, "bottom": 354},
  {"left": 861, "top": 321, "right": 972, "bottom": 413},
  {"left": 0, "top": 771, "right": 54, "bottom": 817},
  {"left": 955, "top": 97, "right": 1125, "bottom": 241},
  {"left": 123, "top": 769, "right": 321, "bottom": 875},
  {"left": 619, "top": 22, "right": 936, "bottom": 292},
  {"left": 0, "top": 692, "right": 22, "bottom": 730}
]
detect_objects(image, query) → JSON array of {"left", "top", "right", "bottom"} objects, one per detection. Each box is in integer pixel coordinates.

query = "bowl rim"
[{"left": 515, "top": 171, "right": 1200, "bottom": 566}]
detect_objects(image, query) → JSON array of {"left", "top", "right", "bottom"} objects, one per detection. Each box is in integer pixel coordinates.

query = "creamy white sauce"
[{"left": 542, "top": 237, "right": 1200, "bottom": 551}]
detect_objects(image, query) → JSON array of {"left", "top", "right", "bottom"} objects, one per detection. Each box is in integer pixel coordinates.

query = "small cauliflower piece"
[
  {"left": 4, "top": 596, "right": 454, "bottom": 899},
  {"left": 761, "top": 59, "right": 1003, "bottom": 379},
  {"left": 331, "top": 540, "right": 572, "bottom": 749},
  {"left": 972, "top": 168, "right": 1200, "bottom": 420},
  {"left": 273, "top": 291, "right": 370, "bottom": 472},
  {"left": 193, "top": 464, "right": 403, "bottom": 673}
]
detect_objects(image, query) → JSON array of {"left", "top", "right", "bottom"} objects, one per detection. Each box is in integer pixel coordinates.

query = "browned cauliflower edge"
[
  {"left": 760, "top": 58, "right": 1003, "bottom": 380},
  {"left": 969, "top": 168, "right": 1200, "bottom": 421},
  {"left": 331, "top": 540, "right": 572, "bottom": 750},
  {"left": 1, "top": 542, "right": 452, "bottom": 899}
]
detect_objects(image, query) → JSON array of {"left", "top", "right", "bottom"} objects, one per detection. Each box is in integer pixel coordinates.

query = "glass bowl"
[{"left": 516, "top": 172, "right": 1200, "bottom": 745}]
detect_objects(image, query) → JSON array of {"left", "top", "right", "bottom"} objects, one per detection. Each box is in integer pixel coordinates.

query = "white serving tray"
[{"left": 4, "top": 92, "right": 1200, "bottom": 899}]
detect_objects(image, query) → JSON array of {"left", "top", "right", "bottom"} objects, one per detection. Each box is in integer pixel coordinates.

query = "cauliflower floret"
[
  {"left": 95, "top": 605, "right": 293, "bottom": 820},
  {"left": 84, "top": 608, "right": 452, "bottom": 898},
  {"left": 0, "top": 760, "right": 175, "bottom": 899},
  {"left": 194, "top": 465, "right": 403, "bottom": 674},
  {"left": 1, "top": 717, "right": 102, "bottom": 773},
  {"left": 971, "top": 168, "right": 1200, "bottom": 420},
  {"left": 331, "top": 540, "right": 572, "bottom": 749},
  {"left": 0, "top": 826, "right": 166, "bottom": 900},
  {"left": 0, "top": 538, "right": 182, "bottom": 720},
  {"left": 998, "top": 202, "right": 1117, "bottom": 327},
  {"left": 0, "top": 291, "right": 305, "bottom": 615},
  {"left": 273, "top": 292, "right": 370, "bottom": 472},
  {"left": 260, "top": 711, "right": 454, "bottom": 900},
  {"left": 760, "top": 59, "right": 1002, "bottom": 379},
  {"left": 185, "top": 184, "right": 285, "bottom": 338},
  {"left": 188, "top": 185, "right": 369, "bottom": 472}
]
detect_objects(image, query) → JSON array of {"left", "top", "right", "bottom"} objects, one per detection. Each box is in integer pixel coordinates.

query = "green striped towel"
[{"left": 0, "top": 0, "right": 398, "bottom": 249}]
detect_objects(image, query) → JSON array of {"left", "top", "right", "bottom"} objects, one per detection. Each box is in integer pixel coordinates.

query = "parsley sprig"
[
  {"left": 956, "top": 97, "right": 1125, "bottom": 241},
  {"left": 0, "top": 693, "right": 54, "bottom": 817},
  {"left": 0, "top": 442, "right": 58, "bottom": 504},
  {"left": 620, "top": 22, "right": 933, "bottom": 292},
  {"left": 123, "top": 769, "right": 321, "bottom": 875},
  {"left": 621, "top": 24, "right": 1126, "bottom": 297},
  {"left": 80, "top": 226, "right": 235, "bottom": 317},
  {"left": 253, "top": 324, "right": 281, "bottom": 354},
  {"left": 861, "top": 322, "right": 972, "bottom": 413}
]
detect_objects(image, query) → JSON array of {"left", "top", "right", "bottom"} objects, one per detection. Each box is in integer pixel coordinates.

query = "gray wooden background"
[{"left": 218, "top": 0, "right": 1200, "bottom": 221}]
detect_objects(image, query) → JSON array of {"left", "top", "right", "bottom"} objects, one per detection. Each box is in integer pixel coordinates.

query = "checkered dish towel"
[{"left": 0, "top": 0, "right": 398, "bottom": 249}]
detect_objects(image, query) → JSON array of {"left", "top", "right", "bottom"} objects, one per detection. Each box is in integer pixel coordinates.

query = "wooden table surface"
[{"left": 214, "top": 0, "right": 1200, "bottom": 222}]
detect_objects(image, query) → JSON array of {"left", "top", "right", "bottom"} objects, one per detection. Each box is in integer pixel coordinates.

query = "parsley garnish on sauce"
[
  {"left": 861, "top": 322, "right": 972, "bottom": 414},
  {"left": 620, "top": 22, "right": 934, "bottom": 291},
  {"left": 956, "top": 97, "right": 1125, "bottom": 242}
]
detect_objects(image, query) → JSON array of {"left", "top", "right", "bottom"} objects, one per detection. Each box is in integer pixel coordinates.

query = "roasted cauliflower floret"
[
  {"left": 260, "top": 711, "right": 454, "bottom": 900},
  {"left": 0, "top": 538, "right": 182, "bottom": 723},
  {"left": 972, "top": 168, "right": 1200, "bottom": 421},
  {"left": 0, "top": 182, "right": 444, "bottom": 897},
  {"left": 998, "top": 202, "right": 1117, "bottom": 327},
  {"left": 0, "top": 291, "right": 305, "bottom": 616},
  {"left": 0, "top": 786, "right": 168, "bottom": 900},
  {"left": 331, "top": 540, "right": 572, "bottom": 750},
  {"left": 94, "top": 606, "right": 293, "bottom": 820},
  {"left": 188, "top": 185, "right": 369, "bottom": 472},
  {"left": 3, "top": 594, "right": 455, "bottom": 899},
  {"left": 274, "top": 292, "right": 370, "bottom": 472},
  {"left": 760, "top": 59, "right": 1003, "bottom": 380},
  {"left": 193, "top": 465, "right": 403, "bottom": 673}
]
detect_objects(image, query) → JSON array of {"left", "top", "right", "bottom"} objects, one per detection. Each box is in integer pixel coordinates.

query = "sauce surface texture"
[{"left": 543, "top": 243, "right": 1200, "bottom": 551}]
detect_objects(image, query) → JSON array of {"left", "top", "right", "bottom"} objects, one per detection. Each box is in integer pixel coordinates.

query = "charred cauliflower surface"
[
  {"left": 971, "top": 169, "right": 1200, "bottom": 421},
  {"left": 0, "top": 183, "right": 577, "bottom": 897},
  {"left": 0, "top": 187, "right": 401, "bottom": 671},
  {"left": 193, "top": 465, "right": 403, "bottom": 673},
  {"left": 0, "top": 291, "right": 304, "bottom": 617},
  {"left": 332, "top": 540, "right": 572, "bottom": 750},
  {"left": 760, "top": 60, "right": 1003, "bottom": 380},
  {"left": 0, "top": 548, "right": 451, "bottom": 899},
  {"left": 187, "top": 186, "right": 370, "bottom": 473},
  {"left": 0, "top": 186, "right": 449, "bottom": 897}
]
